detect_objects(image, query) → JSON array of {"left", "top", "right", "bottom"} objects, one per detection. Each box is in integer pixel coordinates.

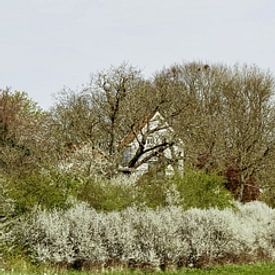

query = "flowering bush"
[
  {"left": 0, "top": 177, "right": 16, "bottom": 256},
  {"left": 237, "top": 201, "right": 275, "bottom": 258},
  {"left": 16, "top": 201, "right": 275, "bottom": 269}
]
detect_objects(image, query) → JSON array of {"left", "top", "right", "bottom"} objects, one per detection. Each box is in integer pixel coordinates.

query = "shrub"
[
  {"left": 15, "top": 201, "right": 275, "bottom": 270},
  {"left": 171, "top": 169, "right": 234, "bottom": 209},
  {"left": 76, "top": 174, "right": 183, "bottom": 211},
  {"left": 76, "top": 169, "right": 233, "bottom": 211},
  {"left": 18, "top": 204, "right": 191, "bottom": 268},
  {"left": 76, "top": 176, "right": 137, "bottom": 211},
  {"left": 237, "top": 201, "right": 275, "bottom": 258},
  {"left": 7, "top": 169, "right": 76, "bottom": 215},
  {"left": 181, "top": 208, "right": 255, "bottom": 266},
  {"left": 0, "top": 176, "right": 16, "bottom": 256},
  {"left": 134, "top": 174, "right": 174, "bottom": 208}
]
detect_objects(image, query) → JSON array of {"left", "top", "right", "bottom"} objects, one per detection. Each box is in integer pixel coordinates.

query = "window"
[{"left": 146, "top": 136, "right": 154, "bottom": 146}]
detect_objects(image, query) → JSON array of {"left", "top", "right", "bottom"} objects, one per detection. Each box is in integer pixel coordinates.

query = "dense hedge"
[{"left": 10, "top": 201, "right": 275, "bottom": 270}]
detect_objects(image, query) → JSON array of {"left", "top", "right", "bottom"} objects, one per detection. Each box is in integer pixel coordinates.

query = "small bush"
[
  {"left": 172, "top": 169, "right": 234, "bottom": 209},
  {"left": 135, "top": 174, "right": 173, "bottom": 208},
  {"left": 76, "top": 175, "right": 181, "bottom": 211},
  {"left": 76, "top": 176, "right": 137, "bottom": 211}
]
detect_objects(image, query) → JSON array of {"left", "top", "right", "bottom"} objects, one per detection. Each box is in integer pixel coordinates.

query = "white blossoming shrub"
[
  {"left": 121, "top": 207, "right": 189, "bottom": 267},
  {"left": 65, "top": 204, "right": 107, "bottom": 264},
  {"left": 181, "top": 207, "right": 256, "bottom": 265},
  {"left": 21, "top": 209, "right": 75, "bottom": 263},
  {"left": 237, "top": 201, "right": 275, "bottom": 258},
  {"left": 17, "top": 201, "right": 275, "bottom": 269},
  {"left": 0, "top": 178, "right": 16, "bottom": 255},
  {"left": 59, "top": 143, "right": 113, "bottom": 178}
]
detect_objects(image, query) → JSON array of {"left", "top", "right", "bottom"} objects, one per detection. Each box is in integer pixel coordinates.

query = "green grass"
[{"left": 1, "top": 262, "right": 275, "bottom": 275}]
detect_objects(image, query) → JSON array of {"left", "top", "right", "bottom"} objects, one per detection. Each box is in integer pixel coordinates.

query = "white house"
[{"left": 118, "top": 111, "right": 184, "bottom": 177}]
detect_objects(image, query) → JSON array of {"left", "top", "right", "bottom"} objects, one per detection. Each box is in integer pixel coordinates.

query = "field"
[{"left": 1, "top": 262, "right": 275, "bottom": 275}]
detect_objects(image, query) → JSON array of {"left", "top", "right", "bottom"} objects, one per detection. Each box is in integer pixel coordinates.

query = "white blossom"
[{"left": 15, "top": 201, "right": 275, "bottom": 267}]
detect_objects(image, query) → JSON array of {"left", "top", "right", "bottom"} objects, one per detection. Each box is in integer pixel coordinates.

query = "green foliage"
[
  {"left": 172, "top": 169, "right": 234, "bottom": 209},
  {"left": 7, "top": 169, "right": 76, "bottom": 215},
  {"left": 2, "top": 165, "right": 233, "bottom": 216},
  {"left": 76, "top": 172, "right": 178, "bottom": 211},
  {"left": 76, "top": 168, "right": 233, "bottom": 211},
  {"left": 76, "top": 177, "right": 136, "bottom": 211},
  {"left": 135, "top": 171, "right": 173, "bottom": 208},
  {"left": 1, "top": 261, "right": 275, "bottom": 274},
  {"left": 136, "top": 180, "right": 169, "bottom": 208},
  {"left": 76, "top": 172, "right": 174, "bottom": 211}
]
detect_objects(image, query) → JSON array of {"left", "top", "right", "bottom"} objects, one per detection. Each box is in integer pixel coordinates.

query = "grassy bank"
[{"left": 1, "top": 262, "right": 275, "bottom": 275}]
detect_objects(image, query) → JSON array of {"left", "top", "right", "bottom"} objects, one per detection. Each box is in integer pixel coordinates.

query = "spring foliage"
[{"left": 75, "top": 170, "right": 233, "bottom": 211}]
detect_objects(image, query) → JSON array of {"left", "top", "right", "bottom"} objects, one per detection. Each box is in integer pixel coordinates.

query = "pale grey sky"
[{"left": 0, "top": 0, "right": 274, "bottom": 109}]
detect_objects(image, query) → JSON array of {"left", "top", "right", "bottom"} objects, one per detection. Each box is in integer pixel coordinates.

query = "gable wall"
[{"left": 122, "top": 112, "right": 184, "bottom": 176}]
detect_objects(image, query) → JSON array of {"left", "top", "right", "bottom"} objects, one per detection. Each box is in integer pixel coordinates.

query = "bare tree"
[
  {"left": 154, "top": 63, "right": 275, "bottom": 201},
  {"left": 88, "top": 64, "right": 144, "bottom": 155},
  {"left": 50, "top": 62, "right": 275, "bottom": 201}
]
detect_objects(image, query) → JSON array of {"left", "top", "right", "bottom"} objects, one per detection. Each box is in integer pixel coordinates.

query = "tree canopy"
[{"left": 1, "top": 62, "right": 275, "bottom": 205}]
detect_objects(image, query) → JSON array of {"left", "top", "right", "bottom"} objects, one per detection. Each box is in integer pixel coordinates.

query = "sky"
[{"left": 0, "top": 0, "right": 275, "bottom": 109}]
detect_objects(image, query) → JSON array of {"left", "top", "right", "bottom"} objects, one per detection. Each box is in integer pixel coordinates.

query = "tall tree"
[
  {"left": 0, "top": 89, "right": 43, "bottom": 175},
  {"left": 154, "top": 63, "right": 275, "bottom": 201},
  {"left": 88, "top": 64, "right": 144, "bottom": 155}
]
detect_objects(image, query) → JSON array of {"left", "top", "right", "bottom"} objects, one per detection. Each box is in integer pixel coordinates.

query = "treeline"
[{"left": 1, "top": 63, "right": 275, "bottom": 204}]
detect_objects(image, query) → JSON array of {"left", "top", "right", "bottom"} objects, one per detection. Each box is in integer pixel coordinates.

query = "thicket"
[
  {"left": 7, "top": 201, "right": 274, "bottom": 271},
  {"left": 74, "top": 169, "right": 233, "bottom": 211},
  {"left": 1, "top": 165, "right": 232, "bottom": 215}
]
